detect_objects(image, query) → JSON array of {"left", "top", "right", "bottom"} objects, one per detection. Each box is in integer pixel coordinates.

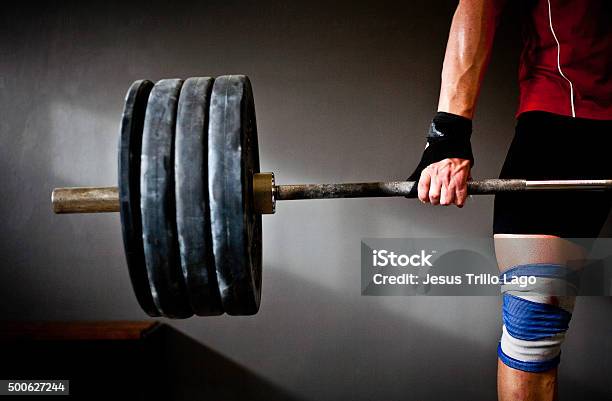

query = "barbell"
[{"left": 51, "top": 75, "right": 612, "bottom": 318}]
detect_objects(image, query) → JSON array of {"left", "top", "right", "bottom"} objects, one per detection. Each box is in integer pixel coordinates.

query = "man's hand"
[
  {"left": 407, "top": 112, "right": 474, "bottom": 204},
  {"left": 418, "top": 158, "right": 471, "bottom": 207}
]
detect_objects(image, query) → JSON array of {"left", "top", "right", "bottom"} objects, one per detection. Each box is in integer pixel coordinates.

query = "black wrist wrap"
[{"left": 408, "top": 112, "right": 474, "bottom": 181}]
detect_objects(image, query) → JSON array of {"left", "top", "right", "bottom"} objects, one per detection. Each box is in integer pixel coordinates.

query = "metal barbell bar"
[{"left": 52, "top": 176, "right": 612, "bottom": 215}]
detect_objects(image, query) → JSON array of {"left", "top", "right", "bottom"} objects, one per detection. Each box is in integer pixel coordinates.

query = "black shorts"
[{"left": 493, "top": 111, "right": 612, "bottom": 238}]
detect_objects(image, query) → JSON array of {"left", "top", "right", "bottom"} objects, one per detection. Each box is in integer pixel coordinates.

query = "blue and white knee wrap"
[{"left": 498, "top": 264, "right": 579, "bottom": 373}]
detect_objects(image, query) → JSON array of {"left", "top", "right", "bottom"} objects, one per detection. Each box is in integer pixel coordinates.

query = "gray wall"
[{"left": 1, "top": 1, "right": 610, "bottom": 400}]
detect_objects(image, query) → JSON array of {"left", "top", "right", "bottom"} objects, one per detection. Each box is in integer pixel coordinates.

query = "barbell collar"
[{"left": 253, "top": 172, "right": 276, "bottom": 214}]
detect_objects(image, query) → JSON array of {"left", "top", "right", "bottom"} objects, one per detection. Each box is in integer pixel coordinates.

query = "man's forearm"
[{"left": 437, "top": 0, "right": 505, "bottom": 119}]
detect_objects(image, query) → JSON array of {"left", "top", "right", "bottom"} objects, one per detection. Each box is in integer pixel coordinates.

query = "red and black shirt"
[{"left": 518, "top": 0, "right": 612, "bottom": 120}]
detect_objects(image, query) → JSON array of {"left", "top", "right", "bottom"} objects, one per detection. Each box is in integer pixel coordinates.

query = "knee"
[{"left": 498, "top": 264, "right": 578, "bottom": 373}]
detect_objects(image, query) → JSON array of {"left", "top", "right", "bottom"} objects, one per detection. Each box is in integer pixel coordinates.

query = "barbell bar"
[
  {"left": 50, "top": 74, "right": 612, "bottom": 318},
  {"left": 52, "top": 178, "right": 612, "bottom": 215}
]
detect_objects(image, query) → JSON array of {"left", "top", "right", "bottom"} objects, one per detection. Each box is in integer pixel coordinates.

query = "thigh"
[{"left": 493, "top": 234, "right": 587, "bottom": 272}]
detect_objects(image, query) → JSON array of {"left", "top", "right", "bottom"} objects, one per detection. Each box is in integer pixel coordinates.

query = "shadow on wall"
[
  {"left": 0, "top": 320, "right": 303, "bottom": 401},
  {"left": 159, "top": 324, "right": 306, "bottom": 401}
]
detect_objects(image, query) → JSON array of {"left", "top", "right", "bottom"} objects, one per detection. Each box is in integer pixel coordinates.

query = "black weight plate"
[
  {"left": 141, "top": 79, "right": 193, "bottom": 318},
  {"left": 175, "top": 77, "right": 224, "bottom": 316},
  {"left": 208, "top": 75, "right": 262, "bottom": 315},
  {"left": 118, "top": 80, "right": 160, "bottom": 317}
]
